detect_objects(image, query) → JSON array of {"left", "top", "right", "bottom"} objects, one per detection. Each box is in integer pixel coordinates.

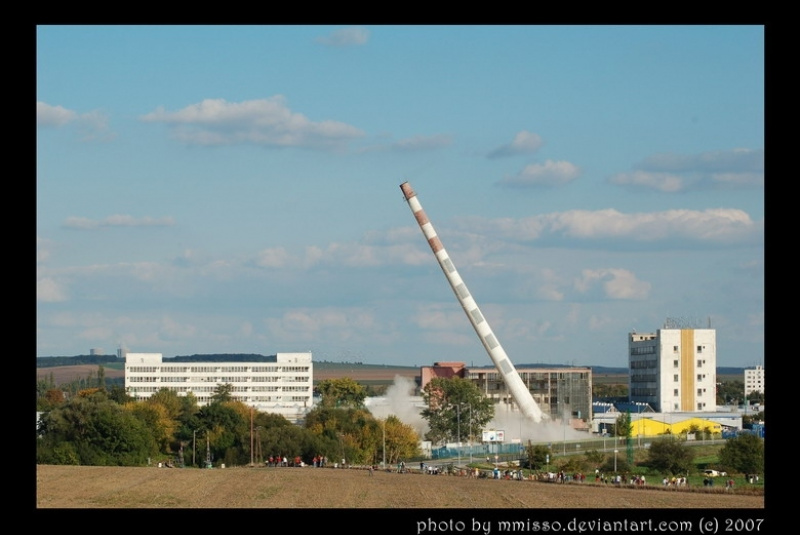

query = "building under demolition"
[{"left": 421, "top": 362, "right": 592, "bottom": 431}]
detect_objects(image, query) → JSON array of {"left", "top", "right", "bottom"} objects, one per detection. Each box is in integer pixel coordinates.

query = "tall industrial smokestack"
[{"left": 400, "top": 182, "right": 545, "bottom": 422}]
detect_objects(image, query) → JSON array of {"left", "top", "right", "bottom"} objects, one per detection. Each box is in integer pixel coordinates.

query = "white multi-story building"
[
  {"left": 629, "top": 327, "right": 717, "bottom": 413},
  {"left": 124, "top": 352, "right": 313, "bottom": 423},
  {"left": 744, "top": 365, "right": 765, "bottom": 397}
]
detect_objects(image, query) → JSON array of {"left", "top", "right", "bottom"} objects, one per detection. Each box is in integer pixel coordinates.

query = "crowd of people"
[
  {"left": 266, "top": 455, "right": 329, "bottom": 467},
  {"left": 259, "top": 456, "right": 754, "bottom": 493}
]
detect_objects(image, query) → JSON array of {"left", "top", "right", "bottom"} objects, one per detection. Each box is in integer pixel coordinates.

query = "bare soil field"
[
  {"left": 37, "top": 365, "right": 126, "bottom": 385},
  {"left": 36, "top": 464, "right": 764, "bottom": 509}
]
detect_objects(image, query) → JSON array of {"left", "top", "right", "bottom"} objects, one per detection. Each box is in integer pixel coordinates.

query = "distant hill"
[
  {"left": 35, "top": 354, "right": 749, "bottom": 376},
  {"left": 476, "top": 363, "right": 632, "bottom": 374},
  {"left": 37, "top": 354, "right": 419, "bottom": 371},
  {"left": 37, "top": 355, "right": 122, "bottom": 368}
]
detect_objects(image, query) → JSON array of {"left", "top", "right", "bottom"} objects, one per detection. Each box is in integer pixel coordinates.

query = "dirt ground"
[
  {"left": 36, "top": 464, "right": 764, "bottom": 509},
  {"left": 37, "top": 365, "right": 126, "bottom": 385}
]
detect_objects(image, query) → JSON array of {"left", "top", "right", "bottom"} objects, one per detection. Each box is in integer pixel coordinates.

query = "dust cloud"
[
  {"left": 366, "top": 376, "right": 588, "bottom": 446},
  {"left": 365, "top": 375, "right": 429, "bottom": 437}
]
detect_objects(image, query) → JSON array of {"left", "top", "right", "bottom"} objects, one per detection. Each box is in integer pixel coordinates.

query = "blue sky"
[{"left": 36, "top": 25, "right": 764, "bottom": 368}]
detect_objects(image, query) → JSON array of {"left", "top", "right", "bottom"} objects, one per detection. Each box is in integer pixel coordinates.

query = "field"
[
  {"left": 37, "top": 365, "right": 126, "bottom": 385},
  {"left": 36, "top": 464, "right": 764, "bottom": 509}
]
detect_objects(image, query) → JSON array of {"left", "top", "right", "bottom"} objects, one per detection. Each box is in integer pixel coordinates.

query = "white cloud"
[
  {"left": 535, "top": 268, "right": 565, "bottom": 301},
  {"left": 412, "top": 305, "right": 465, "bottom": 331},
  {"left": 128, "top": 262, "right": 165, "bottom": 282},
  {"left": 587, "top": 314, "right": 613, "bottom": 331},
  {"left": 237, "top": 322, "right": 254, "bottom": 338},
  {"left": 459, "top": 208, "right": 761, "bottom": 246},
  {"left": 574, "top": 268, "right": 651, "bottom": 300},
  {"left": 255, "top": 247, "right": 292, "bottom": 268},
  {"left": 141, "top": 97, "right": 363, "bottom": 150},
  {"left": 496, "top": 160, "right": 581, "bottom": 187},
  {"left": 158, "top": 316, "right": 198, "bottom": 341},
  {"left": 37, "top": 237, "right": 52, "bottom": 264},
  {"left": 610, "top": 148, "right": 764, "bottom": 191},
  {"left": 37, "top": 102, "right": 77, "bottom": 127},
  {"left": 316, "top": 27, "right": 370, "bottom": 47},
  {"left": 263, "top": 307, "right": 376, "bottom": 343},
  {"left": 487, "top": 130, "right": 543, "bottom": 159},
  {"left": 78, "top": 326, "right": 115, "bottom": 343},
  {"left": 37, "top": 101, "right": 114, "bottom": 141},
  {"left": 37, "top": 277, "right": 68, "bottom": 302},
  {"left": 607, "top": 171, "right": 684, "bottom": 192}
]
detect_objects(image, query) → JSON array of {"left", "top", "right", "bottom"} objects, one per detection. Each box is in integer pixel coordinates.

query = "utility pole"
[
  {"left": 457, "top": 404, "right": 461, "bottom": 467},
  {"left": 469, "top": 405, "right": 473, "bottom": 465},
  {"left": 193, "top": 429, "right": 196, "bottom": 467},
  {"left": 638, "top": 403, "right": 642, "bottom": 449}
]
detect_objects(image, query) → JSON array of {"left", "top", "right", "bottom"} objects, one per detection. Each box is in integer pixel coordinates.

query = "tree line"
[
  {"left": 594, "top": 380, "right": 764, "bottom": 407},
  {"left": 522, "top": 428, "right": 763, "bottom": 478},
  {"left": 37, "top": 377, "right": 420, "bottom": 468}
]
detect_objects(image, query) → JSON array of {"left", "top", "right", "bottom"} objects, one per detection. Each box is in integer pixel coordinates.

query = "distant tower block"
[
  {"left": 400, "top": 182, "right": 545, "bottom": 422},
  {"left": 90, "top": 348, "right": 103, "bottom": 356}
]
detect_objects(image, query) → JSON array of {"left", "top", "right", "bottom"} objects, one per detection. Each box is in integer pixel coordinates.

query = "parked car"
[{"left": 703, "top": 469, "right": 727, "bottom": 477}]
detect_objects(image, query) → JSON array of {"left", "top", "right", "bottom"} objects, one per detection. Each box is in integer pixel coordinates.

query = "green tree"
[
  {"left": 36, "top": 375, "right": 55, "bottom": 399},
  {"left": 175, "top": 392, "right": 202, "bottom": 446},
  {"left": 584, "top": 449, "right": 606, "bottom": 468},
  {"left": 382, "top": 415, "right": 421, "bottom": 465},
  {"left": 315, "top": 378, "right": 367, "bottom": 408},
  {"left": 592, "top": 383, "right": 628, "bottom": 399},
  {"left": 303, "top": 405, "right": 416, "bottom": 465},
  {"left": 107, "top": 384, "right": 133, "bottom": 404},
  {"left": 211, "top": 383, "right": 234, "bottom": 403},
  {"left": 614, "top": 411, "right": 632, "bottom": 438},
  {"left": 97, "top": 365, "right": 106, "bottom": 389},
  {"left": 645, "top": 438, "right": 695, "bottom": 476},
  {"left": 124, "top": 401, "right": 176, "bottom": 455},
  {"left": 196, "top": 399, "right": 250, "bottom": 465},
  {"left": 718, "top": 433, "right": 764, "bottom": 475},
  {"left": 37, "top": 388, "right": 65, "bottom": 411},
  {"left": 600, "top": 454, "right": 631, "bottom": 475},
  {"left": 260, "top": 422, "right": 320, "bottom": 464},
  {"left": 742, "top": 412, "right": 765, "bottom": 426},
  {"left": 557, "top": 455, "right": 586, "bottom": 474},
  {"left": 37, "top": 391, "right": 158, "bottom": 466},
  {"left": 37, "top": 441, "right": 80, "bottom": 465},
  {"left": 421, "top": 376, "right": 493, "bottom": 446},
  {"left": 523, "top": 442, "right": 551, "bottom": 470},
  {"left": 148, "top": 388, "right": 183, "bottom": 420}
]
